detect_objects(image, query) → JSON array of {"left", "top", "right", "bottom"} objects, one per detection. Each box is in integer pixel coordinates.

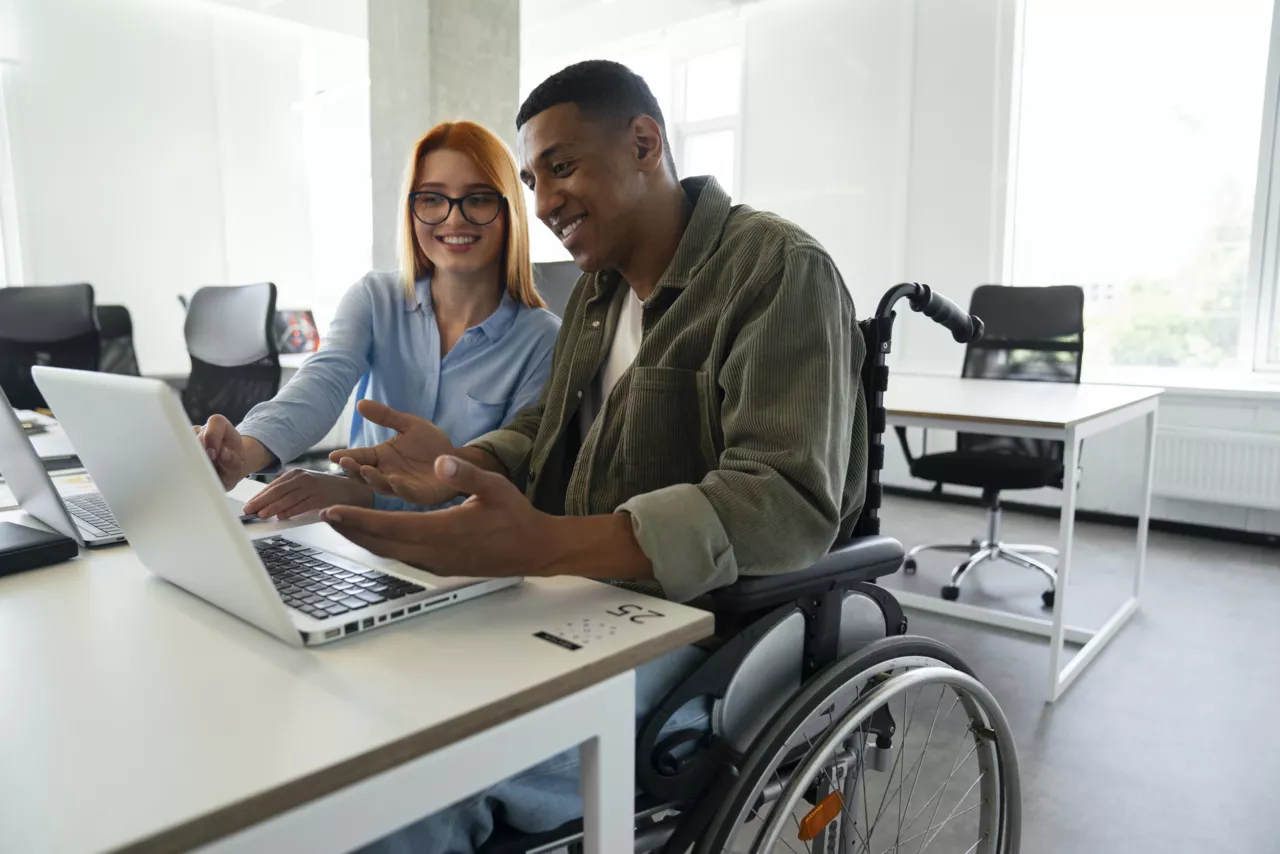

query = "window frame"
[
  {"left": 667, "top": 27, "right": 745, "bottom": 200},
  {"left": 1246, "top": 0, "right": 1280, "bottom": 372}
]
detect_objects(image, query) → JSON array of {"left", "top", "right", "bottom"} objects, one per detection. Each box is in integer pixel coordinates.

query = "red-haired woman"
[{"left": 197, "top": 121, "right": 560, "bottom": 517}]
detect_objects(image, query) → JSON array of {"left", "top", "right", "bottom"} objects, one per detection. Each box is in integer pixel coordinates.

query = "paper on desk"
[
  {"left": 15, "top": 408, "right": 57, "bottom": 428},
  {"left": 0, "top": 472, "right": 96, "bottom": 512}
]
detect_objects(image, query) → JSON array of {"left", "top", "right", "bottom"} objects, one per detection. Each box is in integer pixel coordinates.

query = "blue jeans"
[{"left": 358, "top": 645, "right": 710, "bottom": 854}]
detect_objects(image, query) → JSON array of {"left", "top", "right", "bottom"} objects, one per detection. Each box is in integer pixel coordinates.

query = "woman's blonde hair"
[{"left": 398, "top": 121, "right": 544, "bottom": 309}]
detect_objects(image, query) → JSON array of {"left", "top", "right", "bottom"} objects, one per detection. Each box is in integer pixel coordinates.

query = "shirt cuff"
[
  {"left": 466, "top": 429, "right": 534, "bottom": 484},
  {"left": 617, "top": 484, "right": 739, "bottom": 603},
  {"left": 373, "top": 492, "right": 414, "bottom": 512}
]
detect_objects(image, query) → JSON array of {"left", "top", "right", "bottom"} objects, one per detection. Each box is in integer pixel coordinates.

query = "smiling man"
[{"left": 334, "top": 60, "right": 867, "bottom": 852}]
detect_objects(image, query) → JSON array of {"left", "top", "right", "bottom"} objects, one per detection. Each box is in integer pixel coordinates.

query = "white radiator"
[{"left": 1154, "top": 426, "right": 1280, "bottom": 511}]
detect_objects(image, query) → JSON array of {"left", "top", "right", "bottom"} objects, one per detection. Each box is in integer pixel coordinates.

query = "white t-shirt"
[{"left": 579, "top": 288, "right": 644, "bottom": 438}]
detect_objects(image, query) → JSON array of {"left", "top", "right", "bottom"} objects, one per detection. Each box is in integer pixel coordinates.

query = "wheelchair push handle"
[{"left": 876, "top": 282, "right": 984, "bottom": 344}]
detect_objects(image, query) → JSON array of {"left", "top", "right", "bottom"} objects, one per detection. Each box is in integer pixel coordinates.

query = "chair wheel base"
[
  {"left": 941, "top": 585, "right": 960, "bottom": 601},
  {"left": 1041, "top": 589, "right": 1055, "bottom": 609},
  {"left": 903, "top": 558, "right": 917, "bottom": 575}
]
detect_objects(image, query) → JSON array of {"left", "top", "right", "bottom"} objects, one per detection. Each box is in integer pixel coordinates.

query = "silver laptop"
[
  {"left": 0, "top": 385, "right": 258, "bottom": 547},
  {"left": 33, "top": 367, "right": 520, "bottom": 647}
]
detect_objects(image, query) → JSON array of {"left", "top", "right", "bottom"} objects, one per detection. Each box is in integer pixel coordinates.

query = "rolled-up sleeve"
[
  {"left": 238, "top": 280, "right": 374, "bottom": 463},
  {"left": 467, "top": 422, "right": 536, "bottom": 485},
  {"left": 619, "top": 248, "right": 858, "bottom": 602}
]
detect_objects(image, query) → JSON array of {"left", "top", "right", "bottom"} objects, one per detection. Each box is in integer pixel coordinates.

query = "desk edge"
[{"left": 113, "top": 612, "right": 713, "bottom": 854}]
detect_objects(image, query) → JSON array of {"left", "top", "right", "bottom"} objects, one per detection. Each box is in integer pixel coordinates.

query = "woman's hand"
[
  {"left": 196, "top": 415, "right": 272, "bottom": 490},
  {"left": 329, "top": 400, "right": 464, "bottom": 507},
  {"left": 242, "top": 470, "right": 375, "bottom": 520}
]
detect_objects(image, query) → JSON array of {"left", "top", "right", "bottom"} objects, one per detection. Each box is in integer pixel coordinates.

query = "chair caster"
[
  {"left": 903, "top": 557, "right": 917, "bottom": 575},
  {"left": 1041, "top": 589, "right": 1055, "bottom": 609},
  {"left": 941, "top": 585, "right": 960, "bottom": 601}
]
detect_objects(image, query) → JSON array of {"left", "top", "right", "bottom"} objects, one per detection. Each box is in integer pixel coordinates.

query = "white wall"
[
  {"left": 739, "top": 0, "right": 915, "bottom": 317},
  {"left": 3, "top": 0, "right": 368, "bottom": 375}
]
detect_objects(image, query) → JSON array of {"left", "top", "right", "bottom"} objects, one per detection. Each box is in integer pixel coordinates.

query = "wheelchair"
[{"left": 481, "top": 284, "right": 1022, "bottom": 854}]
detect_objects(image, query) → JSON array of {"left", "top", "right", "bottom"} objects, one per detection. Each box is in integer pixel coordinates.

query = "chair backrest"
[
  {"left": 181, "top": 283, "right": 280, "bottom": 425},
  {"left": 96, "top": 304, "right": 141, "bottom": 376},
  {"left": 0, "top": 283, "right": 100, "bottom": 409},
  {"left": 958, "top": 284, "right": 1084, "bottom": 462},
  {"left": 532, "top": 261, "right": 581, "bottom": 318}
]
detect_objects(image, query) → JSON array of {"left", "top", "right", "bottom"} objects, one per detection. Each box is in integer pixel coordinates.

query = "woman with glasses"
[{"left": 196, "top": 121, "right": 561, "bottom": 518}]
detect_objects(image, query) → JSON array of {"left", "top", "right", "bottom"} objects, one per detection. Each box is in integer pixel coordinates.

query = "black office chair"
[
  {"left": 533, "top": 260, "right": 582, "bottom": 317},
  {"left": 0, "top": 283, "right": 100, "bottom": 409},
  {"left": 896, "top": 284, "right": 1085, "bottom": 608},
  {"left": 181, "top": 283, "right": 281, "bottom": 425},
  {"left": 479, "top": 285, "right": 1022, "bottom": 854},
  {"left": 96, "top": 305, "right": 141, "bottom": 376}
]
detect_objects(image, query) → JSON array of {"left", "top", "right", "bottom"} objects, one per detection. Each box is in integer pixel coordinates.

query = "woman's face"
[{"left": 411, "top": 148, "right": 507, "bottom": 281}]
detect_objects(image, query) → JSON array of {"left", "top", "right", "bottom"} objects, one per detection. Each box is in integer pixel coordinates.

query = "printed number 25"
[{"left": 606, "top": 604, "right": 666, "bottom": 624}]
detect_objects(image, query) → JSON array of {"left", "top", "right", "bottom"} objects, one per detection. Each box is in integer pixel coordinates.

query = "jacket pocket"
[{"left": 618, "top": 367, "right": 717, "bottom": 492}]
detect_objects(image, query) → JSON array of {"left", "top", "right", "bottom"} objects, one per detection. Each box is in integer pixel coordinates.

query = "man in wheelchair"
[{"left": 324, "top": 60, "right": 1018, "bottom": 854}]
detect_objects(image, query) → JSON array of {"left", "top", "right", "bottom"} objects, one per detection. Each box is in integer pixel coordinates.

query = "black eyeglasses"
[{"left": 408, "top": 191, "right": 506, "bottom": 226}]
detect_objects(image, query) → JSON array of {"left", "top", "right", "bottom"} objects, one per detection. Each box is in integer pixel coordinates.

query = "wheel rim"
[
  {"left": 712, "top": 658, "right": 1018, "bottom": 854},
  {"left": 757, "top": 668, "right": 1011, "bottom": 854}
]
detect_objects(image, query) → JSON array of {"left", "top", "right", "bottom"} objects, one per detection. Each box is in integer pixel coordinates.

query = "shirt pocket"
[
  {"left": 617, "top": 367, "right": 718, "bottom": 493},
  {"left": 463, "top": 393, "right": 512, "bottom": 443}
]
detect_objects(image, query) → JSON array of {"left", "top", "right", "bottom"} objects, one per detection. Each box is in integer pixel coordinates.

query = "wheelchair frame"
[{"left": 481, "top": 284, "right": 1014, "bottom": 854}]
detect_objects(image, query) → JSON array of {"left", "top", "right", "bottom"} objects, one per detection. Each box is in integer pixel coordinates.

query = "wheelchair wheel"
[{"left": 697, "top": 636, "right": 1020, "bottom": 854}]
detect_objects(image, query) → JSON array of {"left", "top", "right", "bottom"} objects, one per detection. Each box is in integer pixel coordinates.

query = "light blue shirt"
[{"left": 238, "top": 270, "right": 560, "bottom": 510}]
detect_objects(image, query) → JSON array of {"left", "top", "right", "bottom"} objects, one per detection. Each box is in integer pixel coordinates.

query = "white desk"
[
  {"left": 0, "top": 496, "right": 712, "bottom": 854},
  {"left": 885, "top": 374, "right": 1163, "bottom": 702}
]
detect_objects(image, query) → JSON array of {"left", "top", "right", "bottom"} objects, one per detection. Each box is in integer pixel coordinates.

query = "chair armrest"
[{"left": 707, "top": 535, "right": 905, "bottom": 613}]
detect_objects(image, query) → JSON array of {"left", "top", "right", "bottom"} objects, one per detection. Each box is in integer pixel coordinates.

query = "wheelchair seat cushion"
[{"left": 909, "top": 450, "right": 1063, "bottom": 491}]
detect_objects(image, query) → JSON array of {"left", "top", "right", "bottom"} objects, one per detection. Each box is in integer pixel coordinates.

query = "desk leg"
[
  {"left": 1047, "top": 427, "right": 1080, "bottom": 703},
  {"left": 580, "top": 668, "right": 636, "bottom": 854},
  {"left": 1134, "top": 408, "right": 1158, "bottom": 597}
]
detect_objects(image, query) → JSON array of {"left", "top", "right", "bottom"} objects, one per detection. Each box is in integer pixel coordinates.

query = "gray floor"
[{"left": 877, "top": 493, "right": 1280, "bottom": 854}]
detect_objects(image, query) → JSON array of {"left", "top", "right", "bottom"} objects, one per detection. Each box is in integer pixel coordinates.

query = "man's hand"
[
  {"left": 242, "top": 470, "right": 374, "bottom": 520},
  {"left": 329, "top": 400, "right": 461, "bottom": 507},
  {"left": 320, "top": 455, "right": 560, "bottom": 576},
  {"left": 195, "top": 415, "right": 272, "bottom": 490}
]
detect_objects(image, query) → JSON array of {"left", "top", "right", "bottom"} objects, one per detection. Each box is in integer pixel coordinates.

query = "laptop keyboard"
[
  {"left": 252, "top": 537, "right": 426, "bottom": 621},
  {"left": 64, "top": 493, "right": 123, "bottom": 537}
]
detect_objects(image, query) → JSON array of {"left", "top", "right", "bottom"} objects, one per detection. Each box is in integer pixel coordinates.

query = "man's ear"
[{"left": 631, "top": 115, "right": 666, "bottom": 173}]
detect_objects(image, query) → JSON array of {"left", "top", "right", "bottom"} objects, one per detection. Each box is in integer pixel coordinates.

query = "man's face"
[{"left": 517, "top": 103, "right": 643, "bottom": 273}]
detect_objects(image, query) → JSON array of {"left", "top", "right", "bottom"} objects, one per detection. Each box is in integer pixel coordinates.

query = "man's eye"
[{"left": 551, "top": 161, "right": 574, "bottom": 176}]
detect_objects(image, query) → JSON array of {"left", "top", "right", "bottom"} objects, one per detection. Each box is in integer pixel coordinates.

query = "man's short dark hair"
[{"left": 517, "top": 60, "right": 676, "bottom": 174}]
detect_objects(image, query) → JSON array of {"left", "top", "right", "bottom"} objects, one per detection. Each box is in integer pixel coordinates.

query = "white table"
[
  {"left": 0, "top": 495, "right": 712, "bottom": 854},
  {"left": 884, "top": 375, "right": 1163, "bottom": 702}
]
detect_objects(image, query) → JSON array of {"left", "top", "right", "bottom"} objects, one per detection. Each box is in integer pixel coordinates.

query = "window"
[
  {"left": 675, "top": 46, "right": 742, "bottom": 198},
  {"left": 681, "top": 129, "right": 736, "bottom": 197},
  {"left": 1008, "top": 0, "right": 1274, "bottom": 373},
  {"left": 1250, "top": 2, "right": 1280, "bottom": 370}
]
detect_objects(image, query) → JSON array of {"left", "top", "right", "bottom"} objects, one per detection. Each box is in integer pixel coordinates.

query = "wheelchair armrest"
[{"left": 707, "top": 535, "right": 905, "bottom": 613}]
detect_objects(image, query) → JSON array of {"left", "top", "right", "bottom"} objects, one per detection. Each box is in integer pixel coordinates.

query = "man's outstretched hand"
[
  {"left": 329, "top": 400, "right": 462, "bottom": 507},
  {"left": 321, "top": 454, "right": 561, "bottom": 576}
]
